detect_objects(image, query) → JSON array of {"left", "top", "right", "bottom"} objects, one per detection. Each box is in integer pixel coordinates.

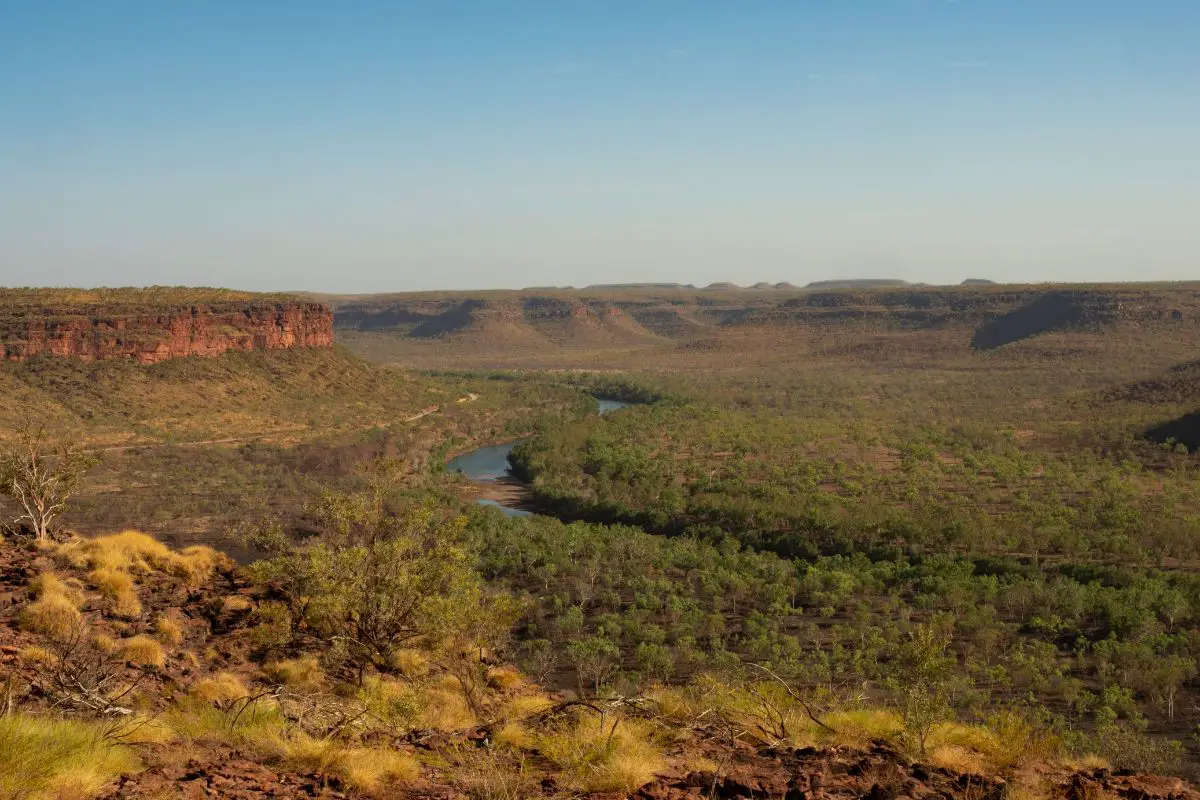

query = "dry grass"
[
  {"left": 92, "top": 634, "right": 119, "bottom": 653},
  {"left": 120, "top": 634, "right": 165, "bottom": 667},
  {"left": 153, "top": 614, "right": 184, "bottom": 646},
  {"left": 165, "top": 699, "right": 283, "bottom": 749},
  {"left": 87, "top": 567, "right": 142, "bottom": 619},
  {"left": 536, "top": 712, "right": 665, "bottom": 794},
  {"left": 262, "top": 657, "right": 324, "bottom": 692},
  {"left": 453, "top": 748, "right": 537, "bottom": 800},
  {"left": 0, "top": 713, "right": 140, "bottom": 800},
  {"left": 500, "top": 694, "right": 554, "bottom": 721},
  {"left": 390, "top": 648, "right": 430, "bottom": 678},
  {"left": 59, "top": 531, "right": 228, "bottom": 585},
  {"left": 270, "top": 732, "right": 419, "bottom": 794},
  {"left": 358, "top": 675, "right": 478, "bottom": 732},
  {"left": 417, "top": 685, "right": 477, "bottom": 731},
  {"left": 819, "top": 709, "right": 904, "bottom": 749},
  {"left": 221, "top": 595, "right": 254, "bottom": 613},
  {"left": 493, "top": 722, "right": 535, "bottom": 750},
  {"left": 19, "top": 593, "right": 83, "bottom": 640},
  {"left": 17, "top": 645, "right": 56, "bottom": 666},
  {"left": 28, "top": 572, "right": 85, "bottom": 606},
  {"left": 189, "top": 672, "right": 251, "bottom": 704},
  {"left": 485, "top": 666, "right": 525, "bottom": 691}
]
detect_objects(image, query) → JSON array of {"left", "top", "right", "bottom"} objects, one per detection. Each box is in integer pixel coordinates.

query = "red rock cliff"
[{"left": 1, "top": 302, "right": 334, "bottom": 364}]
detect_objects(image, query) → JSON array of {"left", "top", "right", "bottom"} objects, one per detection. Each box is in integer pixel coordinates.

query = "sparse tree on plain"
[{"left": 0, "top": 425, "right": 99, "bottom": 541}]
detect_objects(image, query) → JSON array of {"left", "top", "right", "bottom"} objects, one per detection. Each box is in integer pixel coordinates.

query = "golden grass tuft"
[
  {"left": 819, "top": 709, "right": 904, "bottom": 750},
  {"left": 262, "top": 657, "right": 325, "bottom": 693},
  {"left": 454, "top": 748, "right": 536, "bottom": 800},
  {"left": 536, "top": 713, "right": 665, "bottom": 794},
  {"left": 0, "top": 713, "right": 141, "bottom": 800},
  {"left": 390, "top": 648, "right": 430, "bottom": 678},
  {"left": 929, "top": 744, "right": 989, "bottom": 775},
  {"left": 165, "top": 698, "right": 283, "bottom": 748},
  {"left": 221, "top": 595, "right": 254, "bottom": 613},
  {"left": 59, "top": 531, "right": 229, "bottom": 585},
  {"left": 28, "top": 572, "right": 85, "bottom": 606},
  {"left": 87, "top": 567, "right": 132, "bottom": 596},
  {"left": 153, "top": 614, "right": 184, "bottom": 646},
  {"left": 417, "top": 685, "right": 477, "bottom": 732},
  {"left": 178, "top": 545, "right": 226, "bottom": 583},
  {"left": 494, "top": 721, "right": 536, "bottom": 750},
  {"left": 338, "top": 747, "right": 420, "bottom": 794},
  {"left": 271, "top": 732, "right": 419, "bottom": 794},
  {"left": 486, "top": 666, "right": 525, "bottom": 691},
  {"left": 19, "top": 593, "right": 83, "bottom": 640},
  {"left": 88, "top": 567, "right": 142, "bottom": 619},
  {"left": 500, "top": 694, "right": 555, "bottom": 721},
  {"left": 120, "top": 634, "right": 165, "bottom": 667},
  {"left": 18, "top": 645, "right": 56, "bottom": 666},
  {"left": 189, "top": 672, "right": 250, "bottom": 704},
  {"left": 92, "top": 634, "right": 119, "bottom": 653},
  {"left": 1070, "top": 754, "right": 1113, "bottom": 771}
]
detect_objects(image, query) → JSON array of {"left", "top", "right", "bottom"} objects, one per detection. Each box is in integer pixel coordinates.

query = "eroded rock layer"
[{"left": 1, "top": 301, "right": 333, "bottom": 363}]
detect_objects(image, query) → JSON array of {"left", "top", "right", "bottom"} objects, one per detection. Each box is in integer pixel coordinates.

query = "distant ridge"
[
  {"left": 585, "top": 282, "right": 693, "bottom": 290},
  {"left": 805, "top": 279, "right": 910, "bottom": 290},
  {"left": 962, "top": 278, "right": 997, "bottom": 286}
]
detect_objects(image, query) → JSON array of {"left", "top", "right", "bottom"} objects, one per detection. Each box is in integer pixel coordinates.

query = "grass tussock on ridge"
[
  {"left": 58, "top": 531, "right": 227, "bottom": 586},
  {"left": 533, "top": 711, "right": 666, "bottom": 794},
  {"left": 19, "top": 572, "right": 84, "bottom": 640}
]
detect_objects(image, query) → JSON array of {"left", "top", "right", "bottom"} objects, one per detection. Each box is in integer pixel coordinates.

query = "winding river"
[{"left": 446, "top": 398, "right": 632, "bottom": 517}]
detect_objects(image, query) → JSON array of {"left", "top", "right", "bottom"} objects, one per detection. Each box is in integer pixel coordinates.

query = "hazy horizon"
[{"left": 2, "top": 1, "right": 1198, "bottom": 293}]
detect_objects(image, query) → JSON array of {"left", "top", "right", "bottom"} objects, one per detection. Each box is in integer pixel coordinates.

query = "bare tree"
[{"left": 0, "top": 425, "right": 99, "bottom": 541}]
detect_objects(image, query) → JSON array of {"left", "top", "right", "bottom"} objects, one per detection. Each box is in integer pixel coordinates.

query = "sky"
[{"left": 1, "top": 1, "right": 1198, "bottom": 292}]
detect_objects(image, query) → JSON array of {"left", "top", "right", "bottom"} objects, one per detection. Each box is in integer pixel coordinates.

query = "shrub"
[
  {"left": 248, "top": 601, "right": 291, "bottom": 652},
  {"left": 120, "top": 635, "right": 165, "bottom": 668},
  {"left": 249, "top": 493, "right": 516, "bottom": 679},
  {"left": 0, "top": 713, "right": 140, "bottom": 800}
]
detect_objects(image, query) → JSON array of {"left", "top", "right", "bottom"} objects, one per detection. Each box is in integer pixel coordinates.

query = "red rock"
[{"left": 1, "top": 302, "right": 333, "bottom": 363}]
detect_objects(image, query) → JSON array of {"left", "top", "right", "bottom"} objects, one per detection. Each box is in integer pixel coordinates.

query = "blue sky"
[{"left": 1, "top": 1, "right": 1197, "bottom": 291}]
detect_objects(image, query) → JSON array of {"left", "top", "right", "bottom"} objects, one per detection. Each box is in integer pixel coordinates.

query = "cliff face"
[{"left": 1, "top": 301, "right": 334, "bottom": 364}]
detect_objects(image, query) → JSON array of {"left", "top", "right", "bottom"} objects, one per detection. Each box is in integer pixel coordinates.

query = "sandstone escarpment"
[{"left": 1, "top": 292, "right": 333, "bottom": 363}]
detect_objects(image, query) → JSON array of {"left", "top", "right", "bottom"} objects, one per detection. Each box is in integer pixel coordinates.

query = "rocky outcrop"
[{"left": 1, "top": 302, "right": 333, "bottom": 364}]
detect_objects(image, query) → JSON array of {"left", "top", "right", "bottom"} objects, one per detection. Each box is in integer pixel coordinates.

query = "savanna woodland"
[{"left": 3, "top": 283, "right": 1200, "bottom": 799}]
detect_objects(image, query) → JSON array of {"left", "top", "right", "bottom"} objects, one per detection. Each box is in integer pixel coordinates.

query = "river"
[{"left": 445, "top": 397, "right": 631, "bottom": 516}]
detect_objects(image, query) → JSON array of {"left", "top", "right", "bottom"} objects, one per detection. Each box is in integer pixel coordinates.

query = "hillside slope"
[{"left": 2, "top": 529, "right": 1196, "bottom": 800}]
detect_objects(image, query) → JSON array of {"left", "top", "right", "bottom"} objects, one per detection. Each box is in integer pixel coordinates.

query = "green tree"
[
  {"left": 566, "top": 636, "right": 620, "bottom": 696},
  {"left": 251, "top": 484, "right": 512, "bottom": 683},
  {"left": 886, "top": 623, "right": 956, "bottom": 756}
]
